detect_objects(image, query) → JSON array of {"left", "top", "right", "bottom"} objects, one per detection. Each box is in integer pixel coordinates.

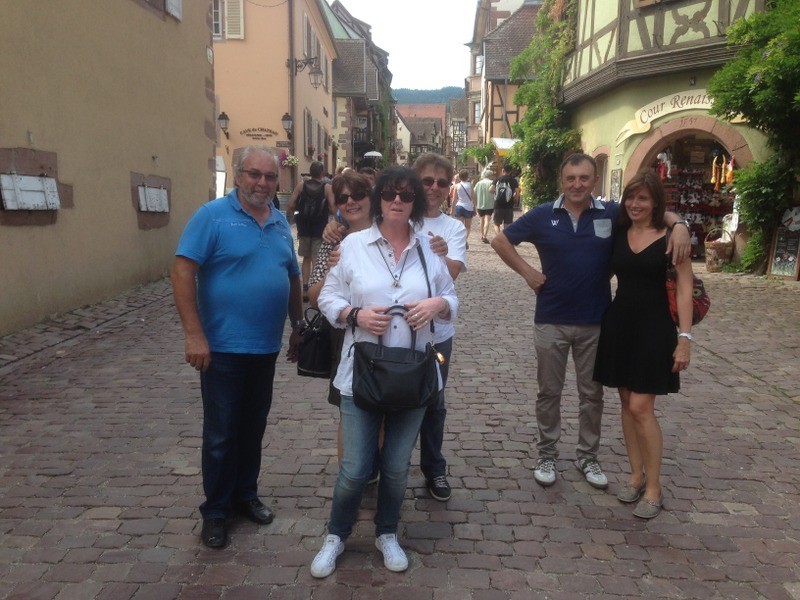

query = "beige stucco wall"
[
  {"left": 213, "top": 0, "right": 335, "bottom": 194},
  {"left": 0, "top": 0, "right": 214, "bottom": 336},
  {"left": 571, "top": 70, "right": 770, "bottom": 192}
]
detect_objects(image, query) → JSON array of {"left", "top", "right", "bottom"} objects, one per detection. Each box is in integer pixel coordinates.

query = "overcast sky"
[{"left": 330, "top": 0, "right": 476, "bottom": 90}]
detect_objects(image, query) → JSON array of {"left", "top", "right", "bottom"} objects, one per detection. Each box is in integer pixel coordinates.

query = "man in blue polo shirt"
[
  {"left": 491, "top": 153, "right": 690, "bottom": 489},
  {"left": 171, "top": 145, "right": 304, "bottom": 548}
]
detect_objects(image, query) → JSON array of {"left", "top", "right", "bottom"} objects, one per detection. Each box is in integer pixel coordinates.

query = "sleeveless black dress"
[{"left": 593, "top": 230, "right": 679, "bottom": 394}]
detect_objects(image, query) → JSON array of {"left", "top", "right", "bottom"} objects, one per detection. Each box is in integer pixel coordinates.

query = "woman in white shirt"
[
  {"left": 450, "top": 169, "right": 475, "bottom": 247},
  {"left": 311, "top": 167, "right": 458, "bottom": 578}
]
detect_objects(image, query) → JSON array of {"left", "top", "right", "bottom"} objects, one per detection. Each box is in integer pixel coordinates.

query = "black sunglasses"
[
  {"left": 380, "top": 190, "right": 416, "bottom": 203},
  {"left": 421, "top": 177, "right": 451, "bottom": 189},
  {"left": 335, "top": 191, "right": 369, "bottom": 205},
  {"left": 239, "top": 169, "right": 278, "bottom": 182}
]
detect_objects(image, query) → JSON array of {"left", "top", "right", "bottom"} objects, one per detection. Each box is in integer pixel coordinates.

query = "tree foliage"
[
  {"left": 707, "top": 0, "right": 800, "bottom": 271},
  {"left": 708, "top": 0, "right": 800, "bottom": 166},
  {"left": 461, "top": 142, "right": 495, "bottom": 168},
  {"left": 506, "top": 0, "right": 581, "bottom": 206}
]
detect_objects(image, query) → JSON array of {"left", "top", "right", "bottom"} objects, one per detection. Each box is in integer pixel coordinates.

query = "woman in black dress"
[{"left": 594, "top": 171, "right": 694, "bottom": 519}]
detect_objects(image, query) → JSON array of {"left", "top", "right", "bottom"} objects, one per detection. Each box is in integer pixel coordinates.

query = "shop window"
[{"left": 0, "top": 174, "right": 60, "bottom": 210}]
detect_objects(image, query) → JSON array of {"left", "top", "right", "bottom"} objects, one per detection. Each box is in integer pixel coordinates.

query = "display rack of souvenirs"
[{"left": 655, "top": 146, "right": 735, "bottom": 256}]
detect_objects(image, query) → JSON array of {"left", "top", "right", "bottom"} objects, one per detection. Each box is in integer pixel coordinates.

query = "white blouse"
[{"left": 318, "top": 222, "right": 458, "bottom": 397}]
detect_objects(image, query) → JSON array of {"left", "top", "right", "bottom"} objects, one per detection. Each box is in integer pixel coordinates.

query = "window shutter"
[
  {"left": 303, "top": 13, "right": 310, "bottom": 57},
  {"left": 165, "top": 0, "right": 182, "bottom": 21},
  {"left": 225, "top": 0, "right": 244, "bottom": 40}
]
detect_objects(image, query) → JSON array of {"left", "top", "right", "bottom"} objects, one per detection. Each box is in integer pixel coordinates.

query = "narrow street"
[{"left": 1, "top": 241, "right": 799, "bottom": 599}]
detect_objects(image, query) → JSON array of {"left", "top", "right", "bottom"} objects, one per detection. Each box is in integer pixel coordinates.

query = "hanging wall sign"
[
  {"left": 240, "top": 127, "right": 279, "bottom": 141},
  {"left": 616, "top": 89, "right": 713, "bottom": 146}
]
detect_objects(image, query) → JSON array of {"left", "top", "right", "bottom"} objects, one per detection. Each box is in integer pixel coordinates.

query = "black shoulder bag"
[
  {"left": 351, "top": 246, "right": 440, "bottom": 412},
  {"left": 297, "top": 307, "right": 332, "bottom": 378}
]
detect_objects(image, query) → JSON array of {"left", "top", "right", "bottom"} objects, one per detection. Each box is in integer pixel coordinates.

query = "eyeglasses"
[
  {"left": 380, "top": 190, "right": 416, "bottom": 203},
  {"left": 335, "top": 191, "right": 369, "bottom": 205},
  {"left": 239, "top": 169, "right": 279, "bottom": 182},
  {"left": 421, "top": 177, "right": 451, "bottom": 189}
]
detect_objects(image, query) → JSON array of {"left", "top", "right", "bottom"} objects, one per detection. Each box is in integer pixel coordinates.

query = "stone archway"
[{"left": 624, "top": 115, "right": 754, "bottom": 185}]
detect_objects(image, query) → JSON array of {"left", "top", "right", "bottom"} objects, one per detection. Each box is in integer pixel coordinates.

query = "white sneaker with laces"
[
  {"left": 310, "top": 534, "right": 344, "bottom": 578},
  {"left": 533, "top": 457, "right": 557, "bottom": 486},
  {"left": 575, "top": 457, "right": 609, "bottom": 489},
  {"left": 375, "top": 533, "right": 408, "bottom": 572}
]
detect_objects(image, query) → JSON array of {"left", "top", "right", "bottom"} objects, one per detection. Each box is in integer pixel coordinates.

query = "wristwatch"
[
  {"left": 291, "top": 319, "right": 305, "bottom": 329},
  {"left": 672, "top": 220, "right": 689, "bottom": 229},
  {"left": 678, "top": 332, "right": 693, "bottom": 341}
]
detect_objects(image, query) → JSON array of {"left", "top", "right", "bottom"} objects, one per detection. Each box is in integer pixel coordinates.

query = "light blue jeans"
[{"left": 327, "top": 395, "right": 426, "bottom": 540}]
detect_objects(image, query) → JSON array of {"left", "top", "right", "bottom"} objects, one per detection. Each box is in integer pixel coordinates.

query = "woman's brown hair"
[{"left": 618, "top": 170, "right": 667, "bottom": 230}]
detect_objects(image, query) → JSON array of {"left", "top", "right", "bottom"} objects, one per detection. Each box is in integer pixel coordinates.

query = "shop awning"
[{"left": 491, "top": 137, "right": 521, "bottom": 157}]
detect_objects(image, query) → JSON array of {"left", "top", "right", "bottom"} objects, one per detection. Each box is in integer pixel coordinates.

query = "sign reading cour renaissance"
[{"left": 615, "top": 89, "right": 713, "bottom": 146}]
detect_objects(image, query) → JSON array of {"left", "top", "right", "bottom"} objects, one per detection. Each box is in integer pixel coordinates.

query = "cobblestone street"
[{"left": 1, "top": 240, "right": 799, "bottom": 599}]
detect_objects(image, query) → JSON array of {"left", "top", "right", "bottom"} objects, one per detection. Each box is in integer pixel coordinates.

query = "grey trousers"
[{"left": 534, "top": 323, "right": 604, "bottom": 460}]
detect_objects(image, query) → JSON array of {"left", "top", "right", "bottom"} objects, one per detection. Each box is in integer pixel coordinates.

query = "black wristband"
[{"left": 346, "top": 307, "right": 361, "bottom": 333}]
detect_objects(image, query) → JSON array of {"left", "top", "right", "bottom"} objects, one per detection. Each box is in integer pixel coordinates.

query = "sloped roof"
[
  {"left": 484, "top": 1, "right": 541, "bottom": 80},
  {"left": 332, "top": 39, "right": 366, "bottom": 96},
  {"left": 449, "top": 96, "right": 467, "bottom": 120},
  {"left": 407, "top": 118, "right": 440, "bottom": 144}
]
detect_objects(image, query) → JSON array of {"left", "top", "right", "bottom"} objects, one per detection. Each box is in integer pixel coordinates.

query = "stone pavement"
[{"left": 1, "top": 238, "right": 799, "bottom": 600}]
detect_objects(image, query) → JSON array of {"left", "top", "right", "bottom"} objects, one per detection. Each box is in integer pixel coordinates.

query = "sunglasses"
[
  {"left": 421, "top": 177, "right": 451, "bottom": 189},
  {"left": 335, "top": 190, "right": 369, "bottom": 205},
  {"left": 380, "top": 190, "right": 416, "bottom": 203},
  {"left": 240, "top": 169, "right": 278, "bottom": 182}
]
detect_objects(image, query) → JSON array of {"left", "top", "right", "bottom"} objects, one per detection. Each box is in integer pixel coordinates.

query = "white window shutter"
[
  {"left": 165, "top": 0, "right": 182, "bottom": 21},
  {"left": 225, "top": 0, "right": 244, "bottom": 40}
]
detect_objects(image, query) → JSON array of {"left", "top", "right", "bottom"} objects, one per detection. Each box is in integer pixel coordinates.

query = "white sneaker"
[
  {"left": 375, "top": 533, "right": 408, "bottom": 572},
  {"left": 310, "top": 534, "right": 344, "bottom": 578},
  {"left": 575, "top": 457, "right": 609, "bottom": 489},
  {"left": 533, "top": 457, "right": 557, "bottom": 486}
]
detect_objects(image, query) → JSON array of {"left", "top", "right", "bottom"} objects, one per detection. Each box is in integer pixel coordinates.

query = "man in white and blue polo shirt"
[
  {"left": 491, "top": 153, "right": 690, "bottom": 490},
  {"left": 171, "top": 146, "right": 304, "bottom": 549}
]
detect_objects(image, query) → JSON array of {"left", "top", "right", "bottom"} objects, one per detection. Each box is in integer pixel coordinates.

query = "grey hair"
[{"left": 235, "top": 145, "right": 279, "bottom": 172}]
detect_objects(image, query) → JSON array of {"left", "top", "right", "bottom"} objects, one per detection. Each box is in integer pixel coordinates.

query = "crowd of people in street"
[{"left": 170, "top": 145, "right": 697, "bottom": 577}]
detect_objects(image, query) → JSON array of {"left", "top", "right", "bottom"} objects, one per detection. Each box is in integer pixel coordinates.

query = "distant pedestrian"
[
  {"left": 489, "top": 163, "right": 518, "bottom": 234},
  {"left": 358, "top": 166, "right": 377, "bottom": 189},
  {"left": 450, "top": 170, "right": 474, "bottom": 247},
  {"left": 170, "top": 145, "right": 304, "bottom": 549},
  {"left": 491, "top": 153, "right": 691, "bottom": 491},
  {"left": 473, "top": 167, "right": 494, "bottom": 243},
  {"left": 287, "top": 161, "right": 334, "bottom": 301}
]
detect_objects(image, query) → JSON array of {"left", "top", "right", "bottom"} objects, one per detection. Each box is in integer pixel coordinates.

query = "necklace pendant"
[{"left": 392, "top": 279, "right": 400, "bottom": 288}]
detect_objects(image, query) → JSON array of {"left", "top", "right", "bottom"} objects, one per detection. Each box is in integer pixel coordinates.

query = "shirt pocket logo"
[{"left": 593, "top": 219, "right": 612, "bottom": 239}]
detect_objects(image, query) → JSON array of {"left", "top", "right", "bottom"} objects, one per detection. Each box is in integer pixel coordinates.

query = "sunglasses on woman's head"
[
  {"left": 379, "top": 190, "right": 416, "bottom": 203},
  {"left": 335, "top": 191, "right": 369, "bottom": 205},
  {"left": 421, "top": 177, "right": 451, "bottom": 189}
]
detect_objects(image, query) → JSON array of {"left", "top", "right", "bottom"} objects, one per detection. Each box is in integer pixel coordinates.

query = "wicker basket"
[{"left": 704, "top": 227, "right": 734, "bottom": 272}]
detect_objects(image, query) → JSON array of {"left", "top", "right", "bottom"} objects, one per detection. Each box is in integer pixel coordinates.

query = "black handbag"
[
  {"left": 352, "top": 305, "right": 439, "bottom": 412},
  {"left": 297, "top": 307, "right": 332, "bottom": 378}
]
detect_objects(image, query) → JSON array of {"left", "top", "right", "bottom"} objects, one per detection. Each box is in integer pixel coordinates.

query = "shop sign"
[
  {"left": 240, "top": 127, "right": 279, "bottom": 141},
  {"left": 616, "top": 89, "right": 713, "bottom": 146}
]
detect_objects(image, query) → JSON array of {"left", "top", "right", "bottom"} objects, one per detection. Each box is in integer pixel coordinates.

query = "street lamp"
[
  {"left": 289, "top": 56, "right": 323, "bottom": 89},
  {"left": 217, "top": 111, "right": 230, "bottom": 139},
  {"left": 281, "top": 112, "right": 293, "bottom": 140}
]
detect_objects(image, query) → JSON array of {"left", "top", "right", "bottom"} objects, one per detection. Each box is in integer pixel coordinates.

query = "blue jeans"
[
  {"left": 419, "top": 336, "right": 453, "bottom": 479},
  {"left": 328, "top": 395, "right": 426, "bottom": 540},
  {"left": 199, "top": 351, "right": 278, "bottom": 519}
]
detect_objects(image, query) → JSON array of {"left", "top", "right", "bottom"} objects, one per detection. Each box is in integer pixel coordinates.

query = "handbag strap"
[{"left": 416, "top": 245, "right": 435, "bottom": 333}]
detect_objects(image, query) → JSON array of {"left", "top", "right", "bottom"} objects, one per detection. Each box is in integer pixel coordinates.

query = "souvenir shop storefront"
[{"left": 570, "top": 74, "right": 770, "bottom": 259}]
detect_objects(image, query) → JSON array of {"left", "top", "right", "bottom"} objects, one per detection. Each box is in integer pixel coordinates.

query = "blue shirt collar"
[{"left": 553, "top": 194, "right": 605, "bottom": 212}]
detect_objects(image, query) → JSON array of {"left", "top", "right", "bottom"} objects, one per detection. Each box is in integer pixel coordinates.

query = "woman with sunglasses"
[
  {"left": 307, "top": 171, "right": 374, "bottom": 464},
  {"left": 311, "top": 167, "right": 458, "bottom": 578}
]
